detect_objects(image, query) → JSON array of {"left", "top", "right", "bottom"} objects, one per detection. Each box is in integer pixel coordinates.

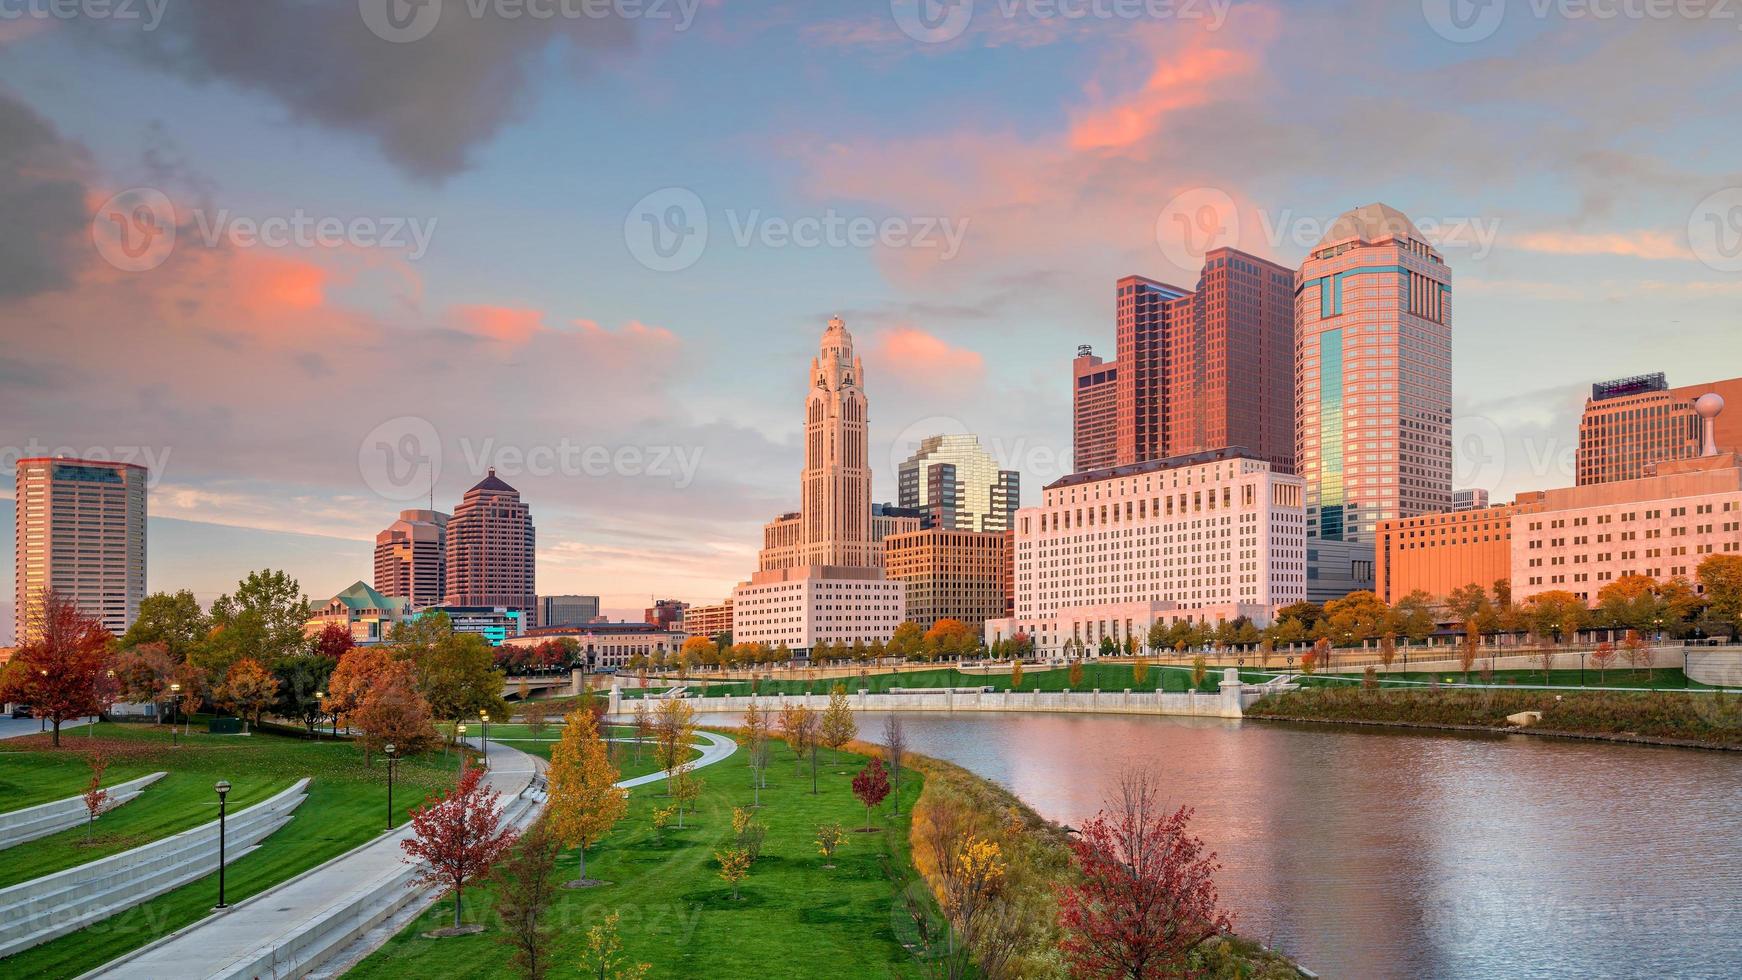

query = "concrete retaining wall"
[
  {"left": 0, "top": 772, "right": 167, "bottom": 851},
  {"left": 612, "top": 671, "right": 1256, "bottom": 720},
  {"left": 0, "top": 778, "right": 310, "bottom": 959},
  {"left": 1686, "top": 650, "right": 1742, "bottom": 687}
]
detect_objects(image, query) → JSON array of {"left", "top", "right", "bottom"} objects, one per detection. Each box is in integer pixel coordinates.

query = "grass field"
[
  {"left": 0, "top": 721, "right": 463, "bottom": 977},
  {"left": 479, "top": 722, "right": 700, "bottom": 780},
  {"left": 620, "top": 661, "right": 1246, "bottom": 700},
  {"left": 347, "top": 732, "right": 931, "bottom": 980}
]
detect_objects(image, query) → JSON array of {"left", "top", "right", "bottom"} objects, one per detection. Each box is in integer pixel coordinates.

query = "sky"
[{"left": 2, "top": 0, "right": 1741, "bottom": 641}]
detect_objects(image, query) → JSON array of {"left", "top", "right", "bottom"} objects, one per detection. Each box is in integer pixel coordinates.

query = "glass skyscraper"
[{"left": 896, "top": 433, "right": 1019, "bottom": 533}]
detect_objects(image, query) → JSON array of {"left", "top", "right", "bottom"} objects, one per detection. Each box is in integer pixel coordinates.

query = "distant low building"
[
  {"left": 685, "top": 599, "right": 733, "bottom": 639},
  {"left": 1453, "top": 489, "right": 1489, "bottom": 512},
  {"left": 426, "top": 604, "right": 525, "bottom": 646},
  {"left": 645, "top": 599, "right": 689, "bottom": 631},
  {"left": 307, "top": 581, "right": 414, "bottom": 645},
  {"left": 503, "top": 622, "right": 686, "bottom": 671},
  {"left": 538, "top": 594, "right": 601, "bottom": 628},
  {"left": 731, "top": 565, "right": 904, "bottom": 652}
]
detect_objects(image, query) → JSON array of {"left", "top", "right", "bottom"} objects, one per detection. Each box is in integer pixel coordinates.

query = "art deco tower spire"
[{"left": 799, "top": 315, "right": 876, "bottom": 567}]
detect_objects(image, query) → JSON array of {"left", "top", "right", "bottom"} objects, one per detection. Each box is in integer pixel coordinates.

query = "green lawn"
[
  {"left": 1304, "top": 666, "right": 1703, "bottom": 690},
  {"left": 0, "top": 721, "right": 463, "bottom": 977},
  {"left": 480, "top": 722, "right": 700, "bottom": 781},
  {"left": 655, "top": 662, "right": 1249, "bottom": 699},
  {"left": 347, "top": 732, "right": 931, "bottom": 980}
]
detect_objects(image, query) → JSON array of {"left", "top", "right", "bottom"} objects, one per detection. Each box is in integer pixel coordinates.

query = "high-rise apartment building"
[
  {"left": 374, "top": 509, "right": 448, "bottom": 609},
  {"left": 684, "top": 599, "right": 733, "bottom": 639},
  {"left": 1073, "top": 251, "right": 1295, "bottom": 477},
  {"left": 984, "top": 448, "right": 1307, "bottom": 656},
  {"left": 897, "top": 433, "right": 1020, "bottom": 532},
  {"left": 1296, "top": 203, "right": 1453, "bottom": 601},
  {"left": 13, "top": 457, "right": 147, "bottom": 643},
  {"left": 538, "top": 594, "right": 600, "bottom": 627},
  {"left": 883, "top": 527, "right": 1011, "bottom": 631},
  {"left": 444, "top": 469, "right": 535, "bottom": 621},
  {"left": 1576, "top": 373, "right": 1742, "bottom": 485},
  {"left": 1072, "top": 346, "right": 1118, "bottom": 473}
]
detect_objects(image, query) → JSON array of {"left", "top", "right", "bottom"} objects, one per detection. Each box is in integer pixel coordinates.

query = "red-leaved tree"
[
  {"left": 852, "top": 757, "right": 891, "bottom": 831},
  {"left": 309, "top": 622, "right": 356, "bottom": 661},
  {"left": 0, "top": 591, "right": 118, "bottom": 747},
  {"left": 401, "top": 759, "right": 519, "bottom": 931},
  {"left": 82, "top": 751, "right": 110, "bottom": 840},
  {"left": 1058, "top": 773, "right": 1233, "bottom": 978}
]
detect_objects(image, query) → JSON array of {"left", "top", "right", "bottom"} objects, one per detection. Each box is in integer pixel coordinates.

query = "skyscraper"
[
  {"left": 897, "top": 433, "right": 1020, "bottom": 532},
  {"left": 1295, "top": 203, "right": 1452, "bottom": 601},
  {"left": 14, "top": 457, "right": 147, "bottom": 643},
  {"left": 374, "top": 509, "right": 448, "bottom": 608},
  {"left": 1114, "top": 274, "right": 1190, "bottom": 467},
  {"left": 799, "top": 315, "right": 877, "bottom": 568},
  {"left": 1576, "top": 372, "right": 1742, "bottom": 484},
  {"left": 444, "top": 469, "right": 536, "bottom": 621},
  {"left": 1072, "top": 346, "right": 1118, "bottom": 473}
]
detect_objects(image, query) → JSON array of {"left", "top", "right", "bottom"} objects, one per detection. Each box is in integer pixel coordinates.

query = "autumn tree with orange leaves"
[{"left": 0, "top": 591, "right": 118, "bottom": 747}]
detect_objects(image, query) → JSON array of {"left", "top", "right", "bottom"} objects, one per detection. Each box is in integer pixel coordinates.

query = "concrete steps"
[
  {"left": 0, "top": 772, "right": 167, "bottom": 851},
  {"left": 0, "top": 778, "right": 310, "bottom": 959}
]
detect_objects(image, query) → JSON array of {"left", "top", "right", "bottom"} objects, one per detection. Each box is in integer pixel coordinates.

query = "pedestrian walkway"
[
  {"left": 0, "top": 715, "right": 96, "bottom": 741},
  {"left": 88, "top": 730, "right": 737, "bottom": 979}
]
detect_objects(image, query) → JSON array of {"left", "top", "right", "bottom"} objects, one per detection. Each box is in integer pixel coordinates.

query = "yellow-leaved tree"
[{"left": 545, "top": 709, "right": 627, "bottom": 887}]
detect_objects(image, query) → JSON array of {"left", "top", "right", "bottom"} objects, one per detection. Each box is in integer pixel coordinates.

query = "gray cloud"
[
  {"left": 0, "top": 91, "right": 91, "bottom": 299},
  {"left": 75, "top": 0, "right": 638, "bottom": 180}
]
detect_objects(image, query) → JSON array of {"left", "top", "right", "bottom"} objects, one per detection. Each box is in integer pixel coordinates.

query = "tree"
[
  {"left": 0, "top": 591, "right": 118, "bottom": 747},
  {"left": 1537, "top": 643, "right": 1556, "bottom": 684},
  {"left": 545, "top": 709, "right": 628, "bottom": 887},
  {"left": 1098, "top": 635, "right": 1117, "bottom": 658},
  {"left": 492, "top": 819, "right": 563, "bottom": 980},
  {"left": 1393, "top": 591, "right": 1438, "bottom": 643},
  {"left": 882, "top": 713, "right": 907, "bottom": 815},
  {"left": 523, "top": 699, "right": 550, "bottom": 738},
  {"left": 732, "top": 806, "right": 767, "bottom": 861},
  {"left": 815, "top": 822, "right": 846, "bottom": 868},
  {"left": 1068, "top": 658, "right": 1084, "bottom": 689},
  {"left": 923, "top": 619, "right": 975, "bottom": 661},
  {"left": 272, "top": 653, "right": 336, "bottom": 733},
  {"left": 654, "top": 697, "right": 697, "bottom": 781},
  {"left": 416, "top": 630, "right": 510, "bottom": 742},
  {"left": 742, "top": 697, "right": 770, "bottom": 804},
  {"left": 215, "top": 657, "right": 279, "bottom": 731},
  {"left": 353, "top": 669, "right": 439, "bottom": 763},
  {"left": 1622, "top": 629, "right": 1653, "bottom": 681},
  {"left": 1698, "top": 554, "right": 1742, "bottom": 639},
  {"left": 82, "top": 751, "right": 110, "bottom": 840},
  {"left": 173, "top": 662, "right": 208, "bottom": 730},
  {"left": 649, "top": 804, "right": 676, "bottom": 846},
  {"left": 1591, "top": 640, "right": 1617, "bottom": 683},
  {"left": 1191, "top": 655, "right": 1207, "bottom": 690},
  {"left": 930, "top": 829, "right": 1007, "bottom": 980},
  {"left": 852, "top": 757, "right": 891, "bottom": 831},
  {"left": 715, "top": 846, "right": 751, "bottom": 900},
  {"left": 1145, "top": 621, "right": 1168, "bottom": 655},
  {"left": 670, "top": 765, "right": 702, "bottom": 828},
  {"left": 779, "top": 704, "right": 816, "bottom": 777},
  {"left": 1526, "top": 590, "right": 1587, "bottom": 644},
  {"left": 1322, "top": 590, "right": 1393, "bottom": 645},
  {"left": 309, "top": 622, "right": 356, "bottom": 662},
  {"left": 119, "top": 589, "right": 209, "bottom": 659},
  {"left": 1446, "top": 582, "right": 1493, "bottom": 630},
  {"left": 1058, "top": 773, "right": 1232, "bottom": 979},
  {"left": 1132, "top": 656, "right": 1148, "bottom": 688},
  {"left": 114, "top": 643, "right": 176, "bottom": 722},
  {"left": 1009, "top": 658, "right": 1024, "bottom": 691},
  {"left": 580, "top": 910, "right": 649, "bottom": 980},
  {"left": 401, "top": 760, "right": 519, "bottom": 931},
  {"left": 197, "top": 570, "right": 309, "bottom": 676},
  {"left": 820, "top": 684, "right": 857, "bottom": 758},
  {"left": 630, "top": 699, "right": 652, "bottom": 762}
]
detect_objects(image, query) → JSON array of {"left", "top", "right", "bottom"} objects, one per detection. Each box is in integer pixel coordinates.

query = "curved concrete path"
[
  {"left": 0, "top": 772, "right": 167, "bottom": 850},
  {"left": 90, "top": 730, "right": 737, "bottom": 980}
]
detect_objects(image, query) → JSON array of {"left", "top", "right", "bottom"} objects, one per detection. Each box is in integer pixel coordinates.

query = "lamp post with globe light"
[{"left": 214, "top": 780, "right": 232, "bottom": 909}]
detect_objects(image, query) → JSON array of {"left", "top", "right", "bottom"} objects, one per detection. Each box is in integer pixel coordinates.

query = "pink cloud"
[
  {"left": 1509, "top": 229, "right": 1691, "bottom": 260},
  {"left": 868, "top": 326, "right": 984, "bottom": 390}
]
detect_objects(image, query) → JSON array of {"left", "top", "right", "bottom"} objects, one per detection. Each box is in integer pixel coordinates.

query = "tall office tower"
[
  {"left": 897, "top": 433, "right": 1021, "bottom": 532},
  {"left": 1072, "top": 346, "right": 1118, "bottom": 473},
  {"left": 444, "top": 469, "right": 536, "bottom": 621},
  {"left": 373, "top": 509, "right": 449, "bottom": 608},
  {"left": 798, "top": 316, "right": 878, "bottom": 568},
  {"left": 14, "top": 457, "right": 148, "bottom": 643},
  {"left": 1576, "top": 373, "right": 1742, "bottom": 484},
  {"left": 1295, "top": 204, "right": 1452, "bottom": 600},
  {"left": 1114, "top": 276, "right": 1190, "bottom": 467},
  {"left": 538, "top": 594, "right": 600, "bottom": 628},
  {"left": 1164, "top": 248, "right": 1297, "bottom": 472}
]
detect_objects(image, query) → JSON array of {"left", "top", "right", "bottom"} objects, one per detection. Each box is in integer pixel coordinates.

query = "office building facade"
[
  {"left": 538, "top": 594, "right": 601, "bottom": 628},
  {"left": 444, "top": 469, "right": 536, "bottom": 621},
  {"left": 14, "top": 457, "right": 147, "bottom": 643},
  {"left": 882, "top": 527, "right": 1011, "bottom": 631},
  {"left": 1577, "top": 373, "right": 1742, "bottom": 485},
  {"left": 374, "top": 509, "right": 448, "bottom": 609},
  {"left": 1375, "top": 498, "right": 1542, "bottom": 604},
  {"left": 1072, "top": 346, "right": 1118, "bottom": 473},
  {"left": 897, "top": 433, "right": 1020, "bottom": 532},
  {"left": 684, "top": 599, "right": 733, "bottom": 639}
]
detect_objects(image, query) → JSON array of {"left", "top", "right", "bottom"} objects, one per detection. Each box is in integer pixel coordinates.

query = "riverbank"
[{"left": 1247, "top": 688, "right": 1742, "bottom": 749}]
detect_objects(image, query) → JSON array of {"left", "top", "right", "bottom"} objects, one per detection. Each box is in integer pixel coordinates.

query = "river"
[{"left": 698, "top": 710, "right": 1742, "bottom": 978}]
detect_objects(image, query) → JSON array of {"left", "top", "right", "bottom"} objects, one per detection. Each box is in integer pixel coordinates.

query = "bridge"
[{"left": 501, "top": 669, "right": 587, "bottom": 701}]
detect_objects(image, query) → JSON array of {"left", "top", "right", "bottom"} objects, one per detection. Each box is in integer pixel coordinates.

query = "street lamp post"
[
  {"left": 314, "top": 691, "right": 325, "bottom": 741},
  {"left": 384, "top": 743, "right": 397, "bottom": 831},
  {"left": 214, "top": 780, "right": 231, "bottom": 909},
  {"left": 170, "top": 683, "right": 181, "bottom": 749},
  {"left": 480, "top": 712, "right": 490, "bottom": 768}
]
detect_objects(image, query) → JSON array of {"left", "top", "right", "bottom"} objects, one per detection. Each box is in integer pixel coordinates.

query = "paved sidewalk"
[
  {"left": 90, "top": 743, "right": 540, "bottom": 980},
  {"left": 0, "top": 715, "right": 95, "bottom": 740}
]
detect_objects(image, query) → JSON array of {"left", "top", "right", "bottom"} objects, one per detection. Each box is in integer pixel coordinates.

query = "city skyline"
[{"left": 4, "top": 4, "right": 1742, "bottom": 641}]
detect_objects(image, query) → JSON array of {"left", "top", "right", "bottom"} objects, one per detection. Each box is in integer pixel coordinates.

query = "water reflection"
[{"left": 697, "top": 711, "right": 1742, "bottom": 979}]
